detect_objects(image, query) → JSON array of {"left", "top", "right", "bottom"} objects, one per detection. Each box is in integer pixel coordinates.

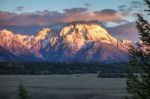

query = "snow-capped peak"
[{"left": 0, "top": 22, "right": 131, "bottom": 62}]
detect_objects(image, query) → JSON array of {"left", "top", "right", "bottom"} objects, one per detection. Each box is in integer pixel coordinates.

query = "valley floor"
[{"left": 0, "top": 74, "right": 127, "bottom": 99}]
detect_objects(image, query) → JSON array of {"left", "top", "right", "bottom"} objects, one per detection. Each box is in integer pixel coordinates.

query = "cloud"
[
  {"left": 16, "top": 6, "right": 25, "bottom": 12},
  {"left": 118, "top": 1, "right": 144, "bottom": 19},
  {"left": 84, "top": 3, "right": 92, "bottom": 7},
  {"left": 0, "top": 11, "right": 17, "bottom": 25},
  {"left": 0, "top": 11, "right": 16, "bottom": 20},
  {"left": 118, "top": 0, "right": 144, "bottom": 14},
  {"left": 130, "top": 1, "right": 144, "bottom": 8},
  {"left": 100, "top": 9, "right": 117, "bottom": 14},
  {"left": 118, "top": 5, "right": 130, "bottom": 12},
  {"left": 62, "top": 8, "right": 127, "bottom": 24},
  {"left": 107, "top": 22, "right": 138, "bottom": 41},
  {"left": 94, "top": 9, "right": 122, "bottom": 22},
  {"left": 64, "top": 8, "right": 88, "bottom": 14},
  {"left": 0, "top": 7, "right": 131, "bottom": 26}
]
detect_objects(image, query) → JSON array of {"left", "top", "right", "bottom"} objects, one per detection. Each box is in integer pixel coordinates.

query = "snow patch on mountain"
[{"left": 0, "top": 22, "right": 131, "bottom": 62}]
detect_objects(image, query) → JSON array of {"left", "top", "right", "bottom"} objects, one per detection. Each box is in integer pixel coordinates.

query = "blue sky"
[
  {"left": 0, "top": 0, "right": 144, "bottom": 26},
  {"left": 0, "top": 0, "right": 135, "bottom": 13},
  {"left": 0, "top": 0, "right": 145, "bottom": 41}
]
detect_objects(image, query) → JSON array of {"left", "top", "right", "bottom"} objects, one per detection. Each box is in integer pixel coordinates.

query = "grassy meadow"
[{"left": 0, "top": 74, "right": 127, "bottom": 99}]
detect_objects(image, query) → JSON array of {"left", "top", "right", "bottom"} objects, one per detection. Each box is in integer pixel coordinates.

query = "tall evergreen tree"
[
  {"left": 127, "top": 0, "right": 150, "bottom": 98},
  {"left": 16, "top": 82, "right": 29, "bottom": 99}
]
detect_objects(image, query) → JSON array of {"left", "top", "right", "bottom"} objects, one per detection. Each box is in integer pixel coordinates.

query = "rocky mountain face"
[{"left": 0, "top": 22, "right": 131, "bottom": 63}]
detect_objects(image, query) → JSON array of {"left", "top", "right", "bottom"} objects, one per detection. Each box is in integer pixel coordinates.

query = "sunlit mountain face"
[
  {"left": 0, "top": 0, "right": 144, "bottom": 62},
  {"left": 0, "top": 22, "right": 131, "bottom": 62}
]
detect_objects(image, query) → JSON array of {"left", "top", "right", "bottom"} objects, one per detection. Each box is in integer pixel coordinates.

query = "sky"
[
  {"left": 0, "top": 0, "right": 146, "bottom": 41},
  {"left": 0, "top": 0, "right": 144, "bottom": 26},
  {"left": 0, "top": 0, "right": 132, "bottom": 13}
]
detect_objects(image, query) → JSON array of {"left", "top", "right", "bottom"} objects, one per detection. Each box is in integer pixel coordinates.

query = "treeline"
[{"left": 0, "top": 62, "right": 131, "bottom": 74}]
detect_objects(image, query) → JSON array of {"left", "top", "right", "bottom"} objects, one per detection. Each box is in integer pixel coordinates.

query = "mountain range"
[{"left": 0, "top": 22, "right": 131, "bottom": 63}]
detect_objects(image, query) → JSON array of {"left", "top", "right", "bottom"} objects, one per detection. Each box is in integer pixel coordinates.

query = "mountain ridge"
[{"left": 0, "top": 22, "right": 131, "bottom": 63}]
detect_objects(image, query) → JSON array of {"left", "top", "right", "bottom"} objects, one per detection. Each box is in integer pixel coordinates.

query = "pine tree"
[
  {"left": 16, "top": 82, "right": 29, "bottom": 99},
  {"left": 127, "top": 0, "right": 150, "bottom": 98}
]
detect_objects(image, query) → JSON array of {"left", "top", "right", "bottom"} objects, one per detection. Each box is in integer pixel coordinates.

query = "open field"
[{"left": 0, "top": 74, "right": 127, "bottom": 99}]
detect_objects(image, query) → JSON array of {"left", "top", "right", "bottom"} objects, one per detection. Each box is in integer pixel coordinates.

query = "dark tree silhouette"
[
  {"left": 16, "top": 82, "right": 29, "bottom": 99},
  {"left": 127, "top": 0, "right": 150, "bottom": 98}
]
